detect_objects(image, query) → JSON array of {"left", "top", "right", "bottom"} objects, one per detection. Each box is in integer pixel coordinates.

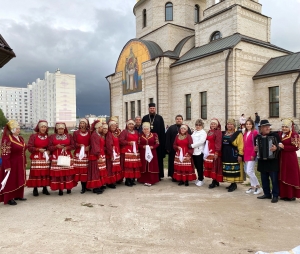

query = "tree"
[{"left": 0, "top": 108, "right": 8, "bottom": 128}]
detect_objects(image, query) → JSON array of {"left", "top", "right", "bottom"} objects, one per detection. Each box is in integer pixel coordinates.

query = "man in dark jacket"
[
  {"left": 255, "top": 120, "right": 280, "bottom": 203},
  {"left": 254, "top": 112, "right": 260, "bottom": 130}
]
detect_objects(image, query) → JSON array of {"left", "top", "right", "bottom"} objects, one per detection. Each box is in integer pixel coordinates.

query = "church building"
[{"left": 106, "top": 0, "right": 300, "bottom": 129}]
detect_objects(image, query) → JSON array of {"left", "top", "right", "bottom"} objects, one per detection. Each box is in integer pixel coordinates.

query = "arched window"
[
  {"left": 210, "top": 31, "right": 222, "bottom": 41},
  {"left": 165, "top": 2, "right": 173, "bottom": 21},
  {"left": 195, "top": 5, "right": 200, "bottom": 23},
  {"left": 143, "top": 9, "right": 147, "bottom": 28}
]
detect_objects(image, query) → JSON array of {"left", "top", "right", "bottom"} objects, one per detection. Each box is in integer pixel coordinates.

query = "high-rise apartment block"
[{"left": 0, "top": 69, "right": 76, "bottom": 127}]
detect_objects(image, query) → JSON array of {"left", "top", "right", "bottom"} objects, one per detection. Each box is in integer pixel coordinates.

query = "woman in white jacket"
[{"left": 191, "top": 119, "right": 207, "bottom": 186}]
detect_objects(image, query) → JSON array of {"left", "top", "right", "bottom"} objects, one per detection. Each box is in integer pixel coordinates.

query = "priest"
[{"left": 142, "top": 103, "right": 166, "bottom": 179}]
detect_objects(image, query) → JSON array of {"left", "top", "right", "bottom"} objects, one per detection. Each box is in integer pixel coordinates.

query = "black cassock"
[
  {"left": 165, "top": 124, "right": 192, "bottom": 177},
  {"left": 142, "top": 114, "right": 166, "bottom": 178}
]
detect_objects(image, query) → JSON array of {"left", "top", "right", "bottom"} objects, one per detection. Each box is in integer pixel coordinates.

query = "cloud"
[{"left": 0, "top": 1, "right": 136, "bottom": 116}]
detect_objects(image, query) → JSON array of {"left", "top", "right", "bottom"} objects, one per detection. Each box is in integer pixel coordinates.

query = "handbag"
[{"left": 57, "top": 150, "right": 71, "bottom": 167}]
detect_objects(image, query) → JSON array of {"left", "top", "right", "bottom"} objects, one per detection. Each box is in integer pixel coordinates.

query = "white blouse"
[{"left": 191, "top": 129, "right": 207, "bottom": 155}]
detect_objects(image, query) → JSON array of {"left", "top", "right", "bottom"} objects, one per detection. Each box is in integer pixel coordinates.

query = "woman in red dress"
[
  {"left": 278, "top": 118, "right": 300, "bottom": 201},
  {"left": 105, "top": 120, "right": 122, "bottom": 189},
  {"left": 73, "top": 118, "right": 91, "bottom": 194},
  {"left": 138, "top": 122, "right": 160, "bottom": 186},
  {"left": 27, "top": 120, "right": 51, "bottom": 196},
  {"left": 119, "top": 119, "right": 142, "bottom": 187},
  {"left": 173, "top": 124, "right": 196, "bottom": 186},
  {"left": 48, "top": 122, "right": 76, "bottom": 195},
  {"left": 203, "top": 118, "right": 223, "bottom": 189},
  {"left": 87, "top": 120, "right": 107, "bottom": 194},
  {"left": 0, "top": 120, "right": 26, "bottom": 205}
]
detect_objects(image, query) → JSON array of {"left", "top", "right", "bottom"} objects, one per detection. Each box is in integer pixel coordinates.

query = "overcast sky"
[{"left": 0, "top": 0, "right": 299, "bottom": 117}]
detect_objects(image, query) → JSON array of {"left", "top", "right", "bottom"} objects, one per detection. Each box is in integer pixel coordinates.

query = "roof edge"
[{"left": 253, "top": 69, "right": 300, "bottom": 80}]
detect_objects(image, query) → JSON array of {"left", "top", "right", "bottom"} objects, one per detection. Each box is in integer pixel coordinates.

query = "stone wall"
[
  {"left": 195, "top": 5, "right": 270, "bottom": 47},
  {"left": 135, "top": 0, "right": 206, "bottom": 39}
]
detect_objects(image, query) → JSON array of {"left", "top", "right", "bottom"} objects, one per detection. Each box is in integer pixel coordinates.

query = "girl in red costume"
[
  {"left": 119, "top": 119, "right": 142, "bottom": 187},
  {"left": 73, "top": 118, "right": 91, "bottom": 194},
  {"left": 87, "top": 120, "right": 108, "bottom": 194},
  {"left": 27, "top": 120, "right": 51, "bottom": 196},
  {"left": 0, "top": 120, "right": 27, "bottom": 205},
  {"left": 203, "top": 118, "right": 223, "bottom": 189},
  {"left": 105, "top": 120, "right": 122, "bottom": 189},
  {"left": 278, "top": 118, "right": 300, "bottom": 201},
  {"left": 173, "top": 124, "right": 196, "bottom": 186},
  {"left": 48, "top": 122, "right": 76, "bottom": 195}
]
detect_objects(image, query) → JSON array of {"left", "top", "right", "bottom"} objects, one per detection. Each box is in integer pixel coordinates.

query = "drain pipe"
[
  {"left": 225, "top": 49, "right": 233, "bottom": 121},
  {"left": 156, "top": 57, "right": 162, "bottom": 114},
  {"left": 293, "top": 70, "right": 300, "bottom": 117},
  {"left": 105, "top": 76, "right": 112, "bottom": 117}
]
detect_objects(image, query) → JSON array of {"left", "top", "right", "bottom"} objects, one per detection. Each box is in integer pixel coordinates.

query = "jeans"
[
  {"left": 193, "top": 153, "right": 204, "bottom": 181},
  {"left": 260, "top": 171, "right": 279, "bottom": 197},
  {"left": 255, "top": 123, "right": 259, "bottom": 131}
]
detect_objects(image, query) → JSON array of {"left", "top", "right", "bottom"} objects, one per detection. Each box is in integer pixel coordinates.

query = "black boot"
[
  {"left": 184, "top": 181, "right": 189, "bottom": 186},
  {"left": 81, "top": 182, "right": 86, "bottom": 194},
  {"left": 228, "top": 183, "right": 237, "bottom": 192},
  {"left": 116, "top": 179, "right": 123, "bottom": 184},
  {"left": 226, "top": 183, "right": 233, "bottom": 190},
  {"left": 33, "top": 187, "right": 39, "bottom": 196},
  {"left": 178, "top": 181, "right": 184, "bottom": 186},
  {"left": 67, "top": 189, "right": 71, "bottom": 194},
  {"left": 209, "top": 180, "right": 219, "bottom": 189},
  {"left": 58, "top": 190, "right": 63, "bottom": 196},
  {"left": 125, "top": 178, "right": 133, "bottom": 187},
  {"left": 42, "top": 187, "right": 50, "bottom": 195},
  {"left": 131, "top": 178, "right": 136, "bottom": 185}
]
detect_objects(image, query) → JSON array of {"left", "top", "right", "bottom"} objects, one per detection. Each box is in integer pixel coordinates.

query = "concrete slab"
[{"left": 0, "top": 170, "right": 299, "bottom": 254}]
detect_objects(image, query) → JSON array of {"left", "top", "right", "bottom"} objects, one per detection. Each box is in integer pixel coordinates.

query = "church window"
[
  {"left": 186, "top": 94, "right": 191, "bottom": 120},
  {"left": 200, "top": 92, "right": 207, "bottom": 119},
  {"left": 195, "top": 5, "right": 200, "bottom": 23},
  {"left": 143, "top": 9, "right": 147, "bottom": 28},
  {"left": 210, "top": 31, "right": 222, "bottom": 41},
  {"left": 137, "top": 100, "right": 141, "bottom": 116},
  {"left": 165, "top": 2, "right": 173, "bottom": 21},
  {"left": 130, "top": 101, "right": 135, "bottom": 119},
  {"left": 269, "top": 87, "right": 279, "bottom": 117},
  {"left": 125, "top": 102, "right": 128, "bottom": 121}
]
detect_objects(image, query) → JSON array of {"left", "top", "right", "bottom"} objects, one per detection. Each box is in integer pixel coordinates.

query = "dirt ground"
[{"left": 0, "top": 170, "right": 299, "bottom": 254}]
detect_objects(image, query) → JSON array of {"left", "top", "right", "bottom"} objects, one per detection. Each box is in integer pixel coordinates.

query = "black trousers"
[{"left": 193, "top": 154, "right": 204, "bottom": 181}]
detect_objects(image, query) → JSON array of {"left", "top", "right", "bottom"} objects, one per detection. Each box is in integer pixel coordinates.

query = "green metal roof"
[
  {"left": 163, "top": 35, "right": 194, "bottom": 59},
  {"left": 171, "top": 33, "right": 292, "bottom": 67},
  {"left": 253, "top": 52, "right": 300, "bottom": 79}
]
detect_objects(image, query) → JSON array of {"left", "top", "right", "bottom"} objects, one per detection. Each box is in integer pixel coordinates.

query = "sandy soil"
[{"left": 0, "top": 170, "right": 299, "bottom": 254}]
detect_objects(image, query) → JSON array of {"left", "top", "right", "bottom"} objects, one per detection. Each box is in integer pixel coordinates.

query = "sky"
[{"left": 0, "top": 0, "right": 299, "bottom": 117}]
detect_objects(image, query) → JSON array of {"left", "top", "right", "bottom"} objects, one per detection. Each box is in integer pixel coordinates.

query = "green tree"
[{"left": 0, "top": 108, "right": 8, "bottom": 128}]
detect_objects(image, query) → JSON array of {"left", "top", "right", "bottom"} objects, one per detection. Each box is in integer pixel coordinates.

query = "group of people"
[{"left": 0, "top": 102, "right": 299, "bottom": 206}]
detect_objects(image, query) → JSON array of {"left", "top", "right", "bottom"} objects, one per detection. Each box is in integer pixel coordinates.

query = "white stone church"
[{"left": 106, "top": 0, "right": 300, "bottom": 130}]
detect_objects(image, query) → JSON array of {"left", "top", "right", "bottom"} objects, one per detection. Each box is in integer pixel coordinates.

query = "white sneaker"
[
  {"left": 253, "top": 188, "right": 262, "bottom": 195},
  {"left": 196, "top": 180, "right": 204, "bottom": 187},
  {"left": 246, "top": 188, "right": 254, "bottom": 194},
  {"left": 195, "top": 180, "right": 200, "bottom": 186}
]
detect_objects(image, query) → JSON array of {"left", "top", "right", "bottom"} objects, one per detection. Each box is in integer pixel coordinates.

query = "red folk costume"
[
  {"left": 87, "top": 121, "right": 107, "bottom": 189},
  {"left": 0, "top": 120, "right": 26, "bottom": 204},
  {"left": 73, "top": 119, "right": 91, "bottom": 182},
  {"left": 105, "top": 121, "right": 122, "bottom": 184},
  {"left": 48, "top": 123, "right": 76, "bottom": 191},
  {"left": 203, "top": 118, "right": 223, "bottom": 182},
  {"left": 138, "top": 131, "right": 160, "bottom": 185},
  {"left": 119, "top": 126, "right": 142, "bottom": 179},
  {"left": 279, "top": 119, "right": 300, "bottom": 199},
  {"left": 173, "top": 125, "right": 196, "bottom": 182},
  {"left": 27, "top": 121, "right": 50, "bottom": 188}
]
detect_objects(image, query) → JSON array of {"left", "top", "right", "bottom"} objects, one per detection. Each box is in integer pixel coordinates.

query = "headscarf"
[
  {"left": 210, "top": 118, "right": 221, "bottom": 130},
  {"left": 34, "top": 120, "right": 48, "bottom": 134},
  {"left": 90, "top": 120, "right": 102, "bottom": 132},
  {"left": 2, "top": 119, "right": 19, "bottom": 140},
  {"left": 78, "top": 118, "right": 90, "bottom": 130},
  {"left": 142, "top": 122, "right": 150, "bottom": 129},
  {"left": 55, "top": 122, "right": 68, "bottom": 134},
  {"left": 281, "top": 118, "right": 294, "bottom": 132}
]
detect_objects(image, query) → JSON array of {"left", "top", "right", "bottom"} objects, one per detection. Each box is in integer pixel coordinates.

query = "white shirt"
[{"left": 191, "top": 129, "right": 207, "bottom": 155}]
